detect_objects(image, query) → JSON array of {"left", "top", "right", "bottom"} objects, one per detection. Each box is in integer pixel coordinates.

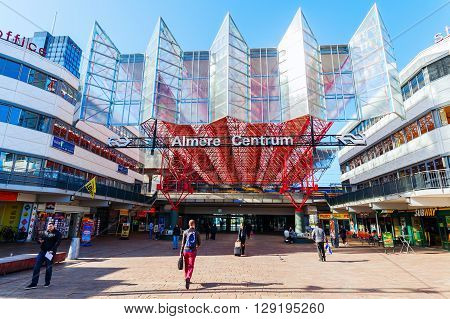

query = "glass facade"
[
  {"left": 349, "top": 4, "right": 405, "bottom": 120},
  {"left": 321, "top": 45, "right": 357, "bottom": 120},
  {"left": 78, "top": 5, "right": 405, "bottom": 127},
  {"left": 278, "top": 8, "right": 326, "bottom": 121}
]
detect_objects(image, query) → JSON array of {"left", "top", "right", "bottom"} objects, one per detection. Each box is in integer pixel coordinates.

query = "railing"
[
  {"left": 328, "top": 169, "right": 450, "bottom": 207},
  {"left": 0, "top": 169, "right": 156, "bottom": 205}
]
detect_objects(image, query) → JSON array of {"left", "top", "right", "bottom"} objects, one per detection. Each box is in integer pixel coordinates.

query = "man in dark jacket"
[
  {"left": 25, "top": 222, "right": 62, "bottom": 289},
  {"left": 172, "top": 224, "right": 181, "bottom": 249}
]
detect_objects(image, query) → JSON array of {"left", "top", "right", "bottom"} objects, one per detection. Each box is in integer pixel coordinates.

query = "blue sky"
[{"left": 1, "top": 0, "right": 449, "bottom": 185}]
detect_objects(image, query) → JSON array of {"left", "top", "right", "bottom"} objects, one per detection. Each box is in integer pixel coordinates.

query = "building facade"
[
  {"left": 0, "top": 35, "right": 152, "bottom": 242},
  {"left": 30, "top": 31, "right": 82, "bottom": 78},
  {"left": 330, "top": 37, "right": 450, "bottom": 250}
]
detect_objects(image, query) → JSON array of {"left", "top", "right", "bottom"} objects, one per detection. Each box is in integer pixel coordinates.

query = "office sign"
[
  {"left": 0, "top": 29, "right": 46, "bottom": 56},
  {"left": 117, "top": 164, "right": 128, "bottom": 175},
  {"left": 52, "top": 136, "right": 75, "bottom": 154}
]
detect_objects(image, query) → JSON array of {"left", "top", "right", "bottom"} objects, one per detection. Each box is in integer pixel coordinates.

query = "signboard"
[
  {"left": 382, "top": 232, "right": 394, "bottom": 248},
  {"left": 121, "top": 222, "right": 130, "bottom": 239},
  {"left": 52, "top": 136, "right": 75, "bottom": 154},
  {"left": 81, "top": 218, "right": 94, "bottom": 246},
  {"left": 26, "top": 204, "right": 38, "bottom": 242},
  {"left": 318, "top": 213, "right": 332, "bottom": 220},
  {"left": 434, "top": 26, "right": 449, "bottom": 43},
  {"left": 45, "top": 202, "right": 55, "bottom": 214},
  {"left": 17, "top": 203, "right": 33, "bottom": 239},
  {"left": 0, "top": 29, "right": 46, "bottom": 56},
  {"left": 0, "top": 191, "right": 18, "bottom": 201},
  {"left": 333, "top": 213, "right": 349, "bottom": 220},
  {"left": 415, "top": 208, "right": 436, "bottom": 217},
  {"left": 118, "top": 164, "right": 128, "bottom": 175}
]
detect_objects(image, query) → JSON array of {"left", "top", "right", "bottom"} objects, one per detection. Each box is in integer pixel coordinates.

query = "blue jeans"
[
  {"left": 172, "top": 235, "right": 179, "bottom": 249},
  {"left": 31, "top": 251, "right": 53, "bottom": 285},
  {"left": 149, "top": 230, "right": 153, "bottom": 239}
]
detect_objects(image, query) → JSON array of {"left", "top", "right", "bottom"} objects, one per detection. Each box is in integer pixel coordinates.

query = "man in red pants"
[{"left": 180, "top": 220, "right": 201, "bottom": 290}]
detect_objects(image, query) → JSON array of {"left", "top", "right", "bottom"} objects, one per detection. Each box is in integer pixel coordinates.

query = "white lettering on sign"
[{"left": 434, "top": 26, "right": 449, "bottom": 43}]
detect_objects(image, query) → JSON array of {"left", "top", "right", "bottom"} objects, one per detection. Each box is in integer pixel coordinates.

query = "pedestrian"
[
  {"left": 312, "top": 223, "right": 326, "bottom": 262},
  {"left": 25, "top": 222, "right": 62, "bottom": 289},
  {"left": 172, "top": 224, "right": 181, "bottom": 249},
  {"left": 340, "top": 227, "right": 348, "bottom": 247},
  {"left": 205, "top": 222, "right": 210, "bottom": 240},
  {"left": 245, "top": 222, "right": 252, "bottom": 239},
  {"left": 180, "top": 220, "right": 201, "bottom": 289},
  {"left": 154, "top": 223, "right": 159, "bottom": 240},
  {"left": 238, "top": 223, "right": 247, "bottom": 255},
  {"left": 159, "top": 224, "right": 165, "bottom": 239},
  {"left": 149, "top": 221, "right": 154, "bottom": 240},
  {"left": 210, "top": 223, "right": 217, "bottom": 240}
]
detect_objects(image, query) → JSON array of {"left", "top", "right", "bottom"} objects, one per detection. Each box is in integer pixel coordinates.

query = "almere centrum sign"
[{"left": 171, "top": 135, "right": 294, "bottom": 147}]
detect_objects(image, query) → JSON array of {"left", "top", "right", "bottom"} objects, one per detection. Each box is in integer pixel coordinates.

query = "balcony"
[
  {"left": 0, "top": 170, "right": 156, "bottom": 205},
  {"left": 328, "top": 169, "right": 450, "bottom": 207}
]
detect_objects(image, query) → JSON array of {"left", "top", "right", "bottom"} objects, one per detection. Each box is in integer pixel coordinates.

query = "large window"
[
  {"left": 0, "top": 56, "right": 79, "bottom": 105},
  {"left": 427, "top": 56, "right": 449, "bottom": 82},
  {"left": 0, "top": 102, "right": 52, "bottom": 133}
]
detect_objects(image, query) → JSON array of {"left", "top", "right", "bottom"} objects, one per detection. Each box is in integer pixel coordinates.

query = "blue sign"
[
  {"left": 118, "top": 164, "right": 128, "bottom": 175},
  {"left": 52, "top": 136, "right": 75, "bottom": 154}
]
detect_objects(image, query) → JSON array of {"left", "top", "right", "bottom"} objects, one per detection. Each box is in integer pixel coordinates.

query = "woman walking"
[{"left": 180, "top": 220, "right": 201, "bottom": 289}]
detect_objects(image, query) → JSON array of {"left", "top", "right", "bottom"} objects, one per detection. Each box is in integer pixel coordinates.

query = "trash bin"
[{"left": 67, "top": 237, "right": 80, "bottom": 260}]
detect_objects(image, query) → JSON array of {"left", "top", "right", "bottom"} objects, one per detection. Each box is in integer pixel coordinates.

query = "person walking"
[
  {"left": 238, "top": 223, "right": 247, "bottom": 255},
  {"left": 149, "top": 221, "right": 154, "bottom": 240},
  {"left": 25, "top": 222, "right": 62, "bottom": 289},
  {"left": 172, "top": 224, "right": 181, "bottom": 249},
  {"left": 312, "top": 223, "right": 326, "bottom": 262},
  {"left": 159, "top": 224, "right": 165, "bottom": 239},
  {"left": 245, "top": 222, "right": 252, "bottom": 239},
  {"left": 205, "top": 222, "right": 210, "bottom": 240},
  {"left": 210, "top": 223, "right": 217, "bottom": 240},
  {"left": 340, "top": 226, "right": 348, "bottom": 247},
  {"left": 180, "top": 220, "right": 201, "bottom": 290},
  {"left": 154, "top": 223, "right": 159, "bottom": 240}
]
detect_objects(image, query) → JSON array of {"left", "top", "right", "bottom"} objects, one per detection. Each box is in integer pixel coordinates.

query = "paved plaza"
[{"left": 0, "top": 233, "right": 449, "bottom": 299}]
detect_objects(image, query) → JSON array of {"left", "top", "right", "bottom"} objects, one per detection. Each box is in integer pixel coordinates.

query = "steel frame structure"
[{"left": 134, "top": 116, "right": 334, "bottom": 211}]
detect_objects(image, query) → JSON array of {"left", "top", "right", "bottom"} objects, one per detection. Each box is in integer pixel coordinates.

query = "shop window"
[
  {"left": 14, "top": 154, "right": 27, "bottom": 172},
  {"left": 418, "top": 113, "right": 435, "bottom": 134},
  {"left": 67, "top": 130, "right": 80, "bottom": 145},
  {"left": 434, "top": 158, "right": 445, "bottom": 170},
  {"left": 27, "top": 157, "right": 42, "bottom": 175}
]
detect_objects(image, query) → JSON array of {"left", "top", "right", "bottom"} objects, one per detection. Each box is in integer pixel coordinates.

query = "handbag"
[{"left": 177, "top": 255, "right": 184, "bottom": 270}]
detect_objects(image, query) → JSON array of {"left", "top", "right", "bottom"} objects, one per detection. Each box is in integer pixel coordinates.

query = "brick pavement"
[{"left": 0, "top": 233, "right": 449, "bottom": 299}]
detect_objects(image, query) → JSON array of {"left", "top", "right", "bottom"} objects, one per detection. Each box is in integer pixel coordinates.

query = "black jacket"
[
  {"left": 173, "top": 226, "right": 181, "bottom": 236},
  {"left": 38, "top": 229, "right": 62, "bottom": 253},
  {"left": 238, "top": 228, "right": 246, "bottom": 242}
]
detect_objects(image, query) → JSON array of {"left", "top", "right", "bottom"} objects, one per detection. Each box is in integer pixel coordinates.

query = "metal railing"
[
  {"left": 0, "top": 169, "right": 156, "bottom": 204},
  {"left": 328, "top": 169, "right": 450, "bottom": 206}
]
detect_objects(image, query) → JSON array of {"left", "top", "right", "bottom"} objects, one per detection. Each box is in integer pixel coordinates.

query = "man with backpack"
[{"left": 180, "top": 220, "right": 201, "bottom": 290}]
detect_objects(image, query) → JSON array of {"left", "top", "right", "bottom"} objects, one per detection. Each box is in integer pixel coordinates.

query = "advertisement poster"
[
  {"left": 81, "top": 218, "right": 94, "bottom": 246},
  {"left": 26, "top": 204, "right": 38, "bottom": 242},
  {"left": 121, "top": 222, "right": 130, "bottom": 239},
  {"left": 382, "top": 232, "right": 394, "bottom": 248},
  {"left": 17, "top": 202, "right": 33, "bottom": 241}
]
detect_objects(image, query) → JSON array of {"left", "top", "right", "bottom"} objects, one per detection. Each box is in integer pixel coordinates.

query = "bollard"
[{"left": 67, "top": 237, "right": 80, "bottom": 260}]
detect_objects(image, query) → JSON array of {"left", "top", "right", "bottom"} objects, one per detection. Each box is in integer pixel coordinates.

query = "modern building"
[
  {"left": 0, "top": 32, "right": 153, "bottom": 242},
  {"left": 72, "top": 4, "right": 406, "bottom": 234},
  {"left": 329, "top": 36, "right": 450, "bottom": 250},
  {"left": 29, "top": 31, "right": 82, "bottom": 78}
]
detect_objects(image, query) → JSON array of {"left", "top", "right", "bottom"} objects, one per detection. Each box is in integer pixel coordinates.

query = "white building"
[
  {"left": 329, "top": 37, "right": 450, "bottom": 250},
  {"left": 0, "top": 37, "right": 152, "bottom": 241}
]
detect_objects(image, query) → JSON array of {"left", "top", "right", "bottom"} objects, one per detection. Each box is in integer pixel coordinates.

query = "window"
[
  {"left": 8, "top": 107, "right": 21, "bottom": 125},
  {"left": 439, "top": 106, "right": 450, "bottom": 126},
  {"left": 19, "top": 65, "right": 30, "bottom": 82},
  {"left": 404, "top": 121, "right": 419, "bottom": 141},
  {"left": 401, "top": 83, "right": 411, "bottom": 100},
  {"left": 28, "top": 69, "right": 47, "bottom": 90},
  {"left": 18, "top": 110, "right": 39, "bottom": 130},
  {"left": 46, "top": 77, "right": 58, "bottom": 93},
  {"left": 37, "top": 115, "right": 50, "bottom": 132},
  {"left": 418, "top": 113, "right": 434, "bottom": 134},
  {"left": 393, "top": 130, "right": 406, "bottom": 147},
  {"left": 14, "top": 154, "right": 27, "bottom": 172},
  {"left": 27, "top": 157, "right": 42, "bottom": 175},
  {"left": 427, "top": 56, "right": 449, "bottom": 82},
  {"left": 2, "top": 59, "right": 21, "bottom": 79},
  {"left": 383, "top": 137, "right": 394, "bottom": 153},
  {"left": 0, "top": 104, "right": 9, "bottom": 122},
  {"left": 0, "top": 151, "right": 14, "bottom": 171}
]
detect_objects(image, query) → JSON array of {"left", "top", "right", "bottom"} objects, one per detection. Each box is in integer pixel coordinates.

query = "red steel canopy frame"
[{"left": 142, "top": 116, "right": 332, "bottom": 211}]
